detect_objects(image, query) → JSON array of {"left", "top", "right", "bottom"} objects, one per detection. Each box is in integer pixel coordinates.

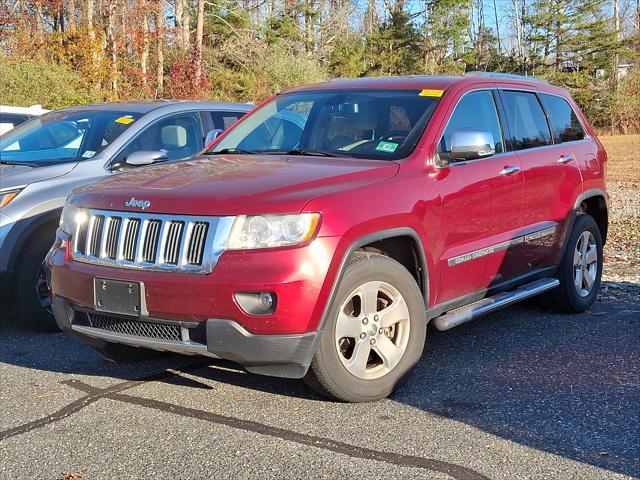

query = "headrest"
[
  {"left": 161, "top": 125, "right": 187, "bottom": 148},
  {"left": 331, "top": 102, "right": 378, "bottom": 131}
]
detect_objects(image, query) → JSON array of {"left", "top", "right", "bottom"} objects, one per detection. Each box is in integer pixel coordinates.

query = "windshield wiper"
[
  {"left": 0, "top": 160, "right": 39, "bottom": 167},
  {"left": 278, "top": 148, "right": 337, "bottom": 157},
  {"left": 205, "top": 148, "right": 255, "bottom": 155}
]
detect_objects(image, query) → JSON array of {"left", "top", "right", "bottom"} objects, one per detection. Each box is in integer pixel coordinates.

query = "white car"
[{"left": 0, "top": 105, "right": 50, "bottom": 135}]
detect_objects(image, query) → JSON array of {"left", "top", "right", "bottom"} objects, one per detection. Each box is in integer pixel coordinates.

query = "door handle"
[
  {"left": 557, "top": 155, "right": 575, "bottom": 164},
  {"left": 500, "top": 166, "right": 521, "bottom": 176}
]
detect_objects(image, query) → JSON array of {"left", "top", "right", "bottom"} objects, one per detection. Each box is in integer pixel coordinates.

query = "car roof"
[
  {"left": 0, "top": 104, "right": 49, "bottom": 115},
  {"left": 285, "top": 73, "right": 568, "bottom": 96},
  {"left": 55, "top": 100, "right": 253, "bottom": 115}
]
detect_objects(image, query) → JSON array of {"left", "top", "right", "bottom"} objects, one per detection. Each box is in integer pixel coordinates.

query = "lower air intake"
[{"left": 87, "top": 313, "right": 182, "bottom": 342}]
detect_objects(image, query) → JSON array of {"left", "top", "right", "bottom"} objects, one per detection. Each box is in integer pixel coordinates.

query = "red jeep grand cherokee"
[{"left": 48, "top": 73, "right": 608, "bottom": 402}]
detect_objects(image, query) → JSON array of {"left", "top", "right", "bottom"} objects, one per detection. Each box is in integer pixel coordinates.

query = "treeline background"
[{"left": 0, "top": 0, "right": 638, "bottom": 133}]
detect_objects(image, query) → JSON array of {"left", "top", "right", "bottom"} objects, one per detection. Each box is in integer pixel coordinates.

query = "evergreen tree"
[{"left": 366, "top": 6, "right": 423, "bottom": 76}]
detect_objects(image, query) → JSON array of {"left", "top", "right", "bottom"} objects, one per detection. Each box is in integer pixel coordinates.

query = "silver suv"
[{"left": 0, "top": 100, "right": 251, "bottom": 329}]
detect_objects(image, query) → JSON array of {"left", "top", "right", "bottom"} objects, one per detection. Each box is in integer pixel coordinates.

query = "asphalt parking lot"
[{"left": 0, "top": 285, "right": 638, "bottom": 480}]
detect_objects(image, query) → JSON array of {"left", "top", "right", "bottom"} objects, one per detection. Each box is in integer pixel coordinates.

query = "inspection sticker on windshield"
[
  {"left": 114, "top": 115, "right": 135, "bottom": 125},
  {"left": 82, "top": 150, "right": 96, "bottom": 158},
  {"left": 376, "top": 141, "right": 399, "bottom": 153},
  {"left": 419, "top": 89, "right": 444, "bottom": 97}
]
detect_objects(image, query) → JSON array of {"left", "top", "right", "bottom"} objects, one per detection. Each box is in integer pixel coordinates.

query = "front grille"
[
  {"left": 70, "top": 209, "right": 232, "bottom": 273},
  {"left": 87, "top": 313, "right": 182, "bottom": 342}
]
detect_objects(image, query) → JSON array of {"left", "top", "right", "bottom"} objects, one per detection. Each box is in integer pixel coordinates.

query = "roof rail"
[{"left": 464, "top": 71, "right": 549, "bottom": 84}]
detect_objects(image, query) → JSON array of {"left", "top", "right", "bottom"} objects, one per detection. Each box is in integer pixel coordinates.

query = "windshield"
[
  {"left": 0, "top": 110, "right": 142, "bottom": 165},
  {"left": 209, "top": 90, "right": 440, "bottom": 160}
]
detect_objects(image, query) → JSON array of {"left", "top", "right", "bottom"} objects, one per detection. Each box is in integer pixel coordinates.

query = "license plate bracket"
[{"left": 94, "top": 278, "right": 142, "bottom": 317}]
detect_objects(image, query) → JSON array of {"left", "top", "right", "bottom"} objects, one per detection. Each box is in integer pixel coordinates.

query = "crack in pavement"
[
  {"left": 0, "top": 361, "right": 208, "bottom": 442},
  {"left": 69, "top": 379, "right": 490, "bottom": 480},
  {"left": 0, "top": 367, "right": 491, "bottom": 480}
]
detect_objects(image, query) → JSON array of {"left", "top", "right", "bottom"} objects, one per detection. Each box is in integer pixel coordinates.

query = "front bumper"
[
  {"left": 53, "top": 295, "right": 318, "bottom": 378},
  {"left": 48, "top": 236, "right": 340, "bottom": 335}
]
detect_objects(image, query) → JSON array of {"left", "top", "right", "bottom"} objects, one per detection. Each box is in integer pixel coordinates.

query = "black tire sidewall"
[
  {"left": 557, "top": 214, "right": 603, "bottom": 312},
  {"left": 312, "top": 253, "right": 427, "bottom": 402},
  {"left": 14, "top": 229, "right": 57, "bottom": 330}
]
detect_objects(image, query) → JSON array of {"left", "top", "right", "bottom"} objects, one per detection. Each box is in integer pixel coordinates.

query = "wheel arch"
[
  {"left": 576, "top": 189, "right": 608, "bottom": 245},
  {"left": 316, "top": 227, "right": 429, "bottom": 336},
  {"left": 4, "top": 208, "right": 61, "bottom": 274}
]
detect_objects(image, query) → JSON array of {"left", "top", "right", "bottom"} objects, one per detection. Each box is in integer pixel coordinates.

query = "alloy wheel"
[
  {"left": 573, "top": 230, "right": 598, "bottom": 298},
  {"left": 35, "top": 261, "right": 53, "bottom": 316},
  {"left": 334, "top": 281, "right": 410, "bottom": 380}
]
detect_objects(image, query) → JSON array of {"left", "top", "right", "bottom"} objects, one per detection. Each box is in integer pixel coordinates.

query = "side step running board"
[{"left": 432, "top": 278, "right": 560, "bottom": 331}]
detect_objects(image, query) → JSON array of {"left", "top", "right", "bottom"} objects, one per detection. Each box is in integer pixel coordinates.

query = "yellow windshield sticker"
[
  {"left": 419, "top": 89, "right": 444, "bottom": 97},
  {"left": 115, "top": 115, "right": 135, "bottom": 124}
]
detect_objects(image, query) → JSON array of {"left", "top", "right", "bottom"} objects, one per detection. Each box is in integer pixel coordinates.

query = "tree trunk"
[
  {"left": 35, "top": 0, "right": 45, "bottom": 43},
  {"left": 304, "top": 0, "right": 314, "bottom": 55},
  {"left": 513, "top": 0, "right": 523, "bottom": 69},
  {"left": 141, "top": 1, "right": 150, "bottom": 89},
  {"left": 156, "top": 0, "right": 164, "bottom": 96},
  {"left": 493, "top": 0, "right": 501, "bottom": 51},
  {"left": 86, "top": 0, "right": 95, "bottom": 43},
  {"left": 67, "top": 0, "right": 76, "bottom": 30},
  {"left": 174, "top": 0, "right": 190, "bottom": 50},
  {"left": 194, "top": 0, "right": 204, "bottom": 88},
  {"left": 611, "top": 0, "right": 620, "bottom": 134},
  {"left": 106, "top": 0, "right": 118, "bottom": 93}
]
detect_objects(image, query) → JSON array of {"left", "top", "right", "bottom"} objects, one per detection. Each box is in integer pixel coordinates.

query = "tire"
[
  {"left": 551, "top": 214, "right": 603, "bottom": 313},
  {"left": 304, "top": 252, "right": 427, "bottom": 402},
  {"left": 13, "top": 227, "right": 59, "bottom": 331}
]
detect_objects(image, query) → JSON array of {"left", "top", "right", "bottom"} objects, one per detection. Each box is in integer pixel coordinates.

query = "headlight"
[
  {"left": 226, "top": 213, "right": 320, "bottom": 249},
  {"left": 0, "top": 189, "right": 21, "bottom": 208},
  {"left": 60, "top": 203, "right": 88, "bottom": 236}
]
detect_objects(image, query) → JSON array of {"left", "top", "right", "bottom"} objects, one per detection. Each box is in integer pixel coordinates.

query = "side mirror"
[
  {"left": 205, "top": 129, "right": 223, "bottom": 148},
  {"left": 125, "top": 150, "right": 168, "bottom": 166},
  {"left": 449, "top": 130, "right": 496, "bottom": 161}
]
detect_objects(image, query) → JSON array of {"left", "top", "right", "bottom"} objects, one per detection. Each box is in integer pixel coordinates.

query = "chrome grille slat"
[
  {"left": 142, "top": 219, "right": 162, "bottom": 263},
  {"left": 187, "top": 222, "right": 208, "bottom": 266},
  {"left": 88, "top": 215, "right": 104, "bottom": 257},
  {"left": 103, "top": 217, "right": 121, "bottom": 259},
  {"left": 71, "top": 209, "right": 234, "bottom": 274},
  {"left": 162, "top": 221, "right": 184, "bottom": 265}
]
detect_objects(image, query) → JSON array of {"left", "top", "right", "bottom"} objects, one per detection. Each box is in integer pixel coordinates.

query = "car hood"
[
  {"left": 0, "top": 162, "right": 78, "bottom": 190},
  {"left": 70, "top": 155, "right": 399, "bottom": 215}
]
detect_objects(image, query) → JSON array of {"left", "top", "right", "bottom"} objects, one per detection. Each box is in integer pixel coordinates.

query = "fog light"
[{"left": 235, "top": 291, "right": 276, "bottom": 316}]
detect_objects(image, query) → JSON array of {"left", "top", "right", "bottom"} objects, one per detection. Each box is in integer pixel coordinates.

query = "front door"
[{"left": 434, "top": 89, "right": 524, "bottom": 304}]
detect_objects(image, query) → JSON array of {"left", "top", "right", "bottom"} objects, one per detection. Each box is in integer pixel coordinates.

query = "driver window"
[
  {"left": 116, "top": 113, "right": 202, "bottom": 165},
  {"left": 439, "top": 91, "right": 504, "bottom": 160}
]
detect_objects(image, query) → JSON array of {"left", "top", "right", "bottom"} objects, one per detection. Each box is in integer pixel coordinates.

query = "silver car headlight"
[
  {"left": 226, "top": 213, "right": 320, "bottom": 250},
  {"left": 60, "top": 203, "right": 88, "bottom": 236}
]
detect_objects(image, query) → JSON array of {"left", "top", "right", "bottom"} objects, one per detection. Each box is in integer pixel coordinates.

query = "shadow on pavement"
[{"left": 0, "top": 281, "right": 638, "bottom": 476}]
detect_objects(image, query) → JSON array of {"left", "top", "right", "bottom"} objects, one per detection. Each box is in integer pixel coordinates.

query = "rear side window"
[
  {"left": 501, "top": 91, "right": 552, "bottom": 150},
  {"left": 209, "top": 111, "right": 247, "bottom": 131},
  {"left": 439, "top": 90, "right": 504, "bottom": 157},
  {"left": 539, "top": 94, "right": 586, "bottom": 143}
]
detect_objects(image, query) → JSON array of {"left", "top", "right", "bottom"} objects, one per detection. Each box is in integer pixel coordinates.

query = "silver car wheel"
[
  {"left": 35, "top": 261, "right": 53, "bottom": 315},
  {"left": 334, "top": 280, "right": 411, "bottom": 380},
  {"left": 573, "top": 230, "right": 598, "bottom": 298}
]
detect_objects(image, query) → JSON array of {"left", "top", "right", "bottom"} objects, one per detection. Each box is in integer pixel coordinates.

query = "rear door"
[
  {"left": 499, "top": 89, "right": 583, "bottom": 271},
  {"left": 435, "top": 89, "right": 524, "bottom": 303}
]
